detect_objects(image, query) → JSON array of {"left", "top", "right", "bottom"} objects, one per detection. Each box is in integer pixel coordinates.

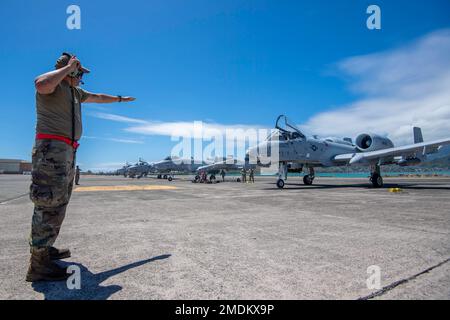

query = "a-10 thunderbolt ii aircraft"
[
  {"left": 126, "top": 157, "right": 206, "bottom": 181},
  {"left": 116, "top": 163, "right": 131, "bottom": 177},
  {"left": 247, "top": 115, "right": 450, "bottom": 189},
  {"left": 126, "top": 159, "right": 151, "bottom": 178},
  {"left": 196, "top": 156, "right": 256, "bottom": 181},
  {"left": 150, "top": 156, "right": 205, "bottom": 181}
]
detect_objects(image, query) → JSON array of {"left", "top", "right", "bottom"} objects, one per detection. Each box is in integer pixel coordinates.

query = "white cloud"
[
  {"left": 89, "top": 112, "right": 148, "bottom": 124},
  {"left": 89, "top": 112, "right": 268, "bottom": 143},
  {"left": 301, "top": 29, "right": 450, "bottom": 145},
  {"left": 126, "top": 121, "right": 267, "bottom": 142},
  {"left": 82, "top": 135, "right": 144, "bottom": 144}
]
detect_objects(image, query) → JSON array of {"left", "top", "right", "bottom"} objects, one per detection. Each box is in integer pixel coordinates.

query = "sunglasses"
[{"left": 71, "top": 70, "right": 84, "bottom": 79}]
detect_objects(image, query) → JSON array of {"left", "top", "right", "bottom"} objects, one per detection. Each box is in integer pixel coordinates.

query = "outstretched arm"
[{"left": 83, "top": 92, "right": 136, "bottom": 103}]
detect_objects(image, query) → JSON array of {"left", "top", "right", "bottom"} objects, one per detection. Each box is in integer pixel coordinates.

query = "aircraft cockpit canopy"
[{"left": 274, "top": 115, "right": 306, "bottom": 141}]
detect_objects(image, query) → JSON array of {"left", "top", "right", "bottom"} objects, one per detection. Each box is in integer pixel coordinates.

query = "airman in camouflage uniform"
[
  {"left": 27, "top": 53, "right": 135, "bottom": 282},
  {"left": 248, "top": 168, "right": 255, "bottom": 183},
  {"left": 75, "top": 165, "right": 81, "bottom": 185},
  {"left": 241, "top": 168, "right": 247, "bottom": 183}
]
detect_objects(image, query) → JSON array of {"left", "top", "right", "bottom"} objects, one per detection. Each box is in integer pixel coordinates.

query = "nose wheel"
[
  {"left": 303, "top": 167, "right": 315, "bottom": 185},
  {"left": 276, "top": 163, "right": 288, "bottom": 189},
  {"left": 303, "top": 175, "right": 314, "bottom": 185},
  {"left": 276, "top": 179, "right": 285, "bottom": 189}
]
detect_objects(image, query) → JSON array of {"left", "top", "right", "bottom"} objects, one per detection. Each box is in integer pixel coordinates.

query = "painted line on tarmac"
[
  {"left": 74, "top": 185, "right": 179, "bottom": 192},
  {"left": 358, "top": 257, "right": 450, "bottom": 300},
  {"left": 0, "top": 193, "right": 29, "bottom": 205}
]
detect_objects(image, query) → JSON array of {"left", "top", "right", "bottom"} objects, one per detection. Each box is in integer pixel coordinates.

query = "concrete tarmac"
[{"left": 0, "top": 174, "right": 449, "bottom": 300}]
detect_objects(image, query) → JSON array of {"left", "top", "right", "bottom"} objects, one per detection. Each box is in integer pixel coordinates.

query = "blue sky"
[{"left": 1, "top": 0, "right": 449, "bottom": 171}]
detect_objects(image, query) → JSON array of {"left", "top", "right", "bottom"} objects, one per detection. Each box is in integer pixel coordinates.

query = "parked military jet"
[
  {"left": 126, "top": 159, "right": 151, "bottom": 178},
  {"left": 116, "top": 163, "right": 132, "bottom": 177},
  {"left": 150, "top": 156, "right": 206, "bottom": 181},
  {"left": 196, "top": 156, "right": 256, "bottom": 181},
  {"left": 123, "top": 157, "right": 207, "bottom": 180},
  {"left": 247, "top": 115, "right": 450, "bottom": 189}
]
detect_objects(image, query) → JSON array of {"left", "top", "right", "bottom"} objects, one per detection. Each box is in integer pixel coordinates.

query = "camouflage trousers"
[{"left": 29, "top": 139, "right": 76, "bottom": 249}]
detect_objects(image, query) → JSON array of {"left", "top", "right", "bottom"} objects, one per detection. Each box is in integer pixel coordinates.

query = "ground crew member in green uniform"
[
  {"left": 75, "top": 166, "right": 81, "bottom": 185},
  {"left": 241, "top": 168, "right": 246, "bottom": 183},
  {"left": 27, "top": 52, "right": 135, "bottom": 282},
  {"left": 248, "top": 168, "right": 255, "bottom": 183}
]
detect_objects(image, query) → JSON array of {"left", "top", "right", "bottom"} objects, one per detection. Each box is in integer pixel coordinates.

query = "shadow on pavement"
[
  {"left": 32, "top": 254, "right": 171, "bottom": 300},
  {"left": 262, "top": 182, "right": 450, "bottom": 190}
]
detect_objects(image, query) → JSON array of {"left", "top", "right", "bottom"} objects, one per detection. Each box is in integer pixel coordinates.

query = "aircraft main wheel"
[
  {"left": 210, "top": 175, "right": 216, "bottom": 181},
  {"left": 303, "top": 175, "right": 314, "bottom": 185},
  {"left": 371, "top": 173, "right": 383, "bottom": 188},
  {"left": 157, "top": 174, "right": 162, "bottom": 179},
  {"left": 276, "top": 179, "right": 285, "bottom": 189},
  {"left": 163, "top": 175, "right": 168, "bottom": 179},
  {"left": 168, "top": 176, "right": 173, "bottom": 182}
]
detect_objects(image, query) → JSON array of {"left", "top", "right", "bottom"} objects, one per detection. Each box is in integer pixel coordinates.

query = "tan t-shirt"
[{"left": 35, "top": 81, "right": 89, "bottom": 141}]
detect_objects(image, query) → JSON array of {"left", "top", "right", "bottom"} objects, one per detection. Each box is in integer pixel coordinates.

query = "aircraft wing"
[
  {"left": 197, "top": 163, "right": 229, "bottom": 172},
  {"left": 197, "top": 161, "right": 247, "bottom": 172},
  {"left": 333, "top": 138, "right": 450, "bottom": 165}
]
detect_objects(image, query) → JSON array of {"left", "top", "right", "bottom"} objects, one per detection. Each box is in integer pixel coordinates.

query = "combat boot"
[
  {"left": 25, "top": 248, "right": 69, "bottom": 282},
  {"left": 49, "top": 246, "right": 71, "bottom": 260}
]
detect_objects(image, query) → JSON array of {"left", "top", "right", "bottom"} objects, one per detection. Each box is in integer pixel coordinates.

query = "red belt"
[{"left": 36, "top": 133, "right": 80, "bottom": 150}]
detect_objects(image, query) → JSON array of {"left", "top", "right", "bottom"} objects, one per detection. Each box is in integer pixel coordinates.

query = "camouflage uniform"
[
  {"left": 75, "top": 167, "right": 81, "bottom": 185},
  {"left": 29, "top": 139, "right": 76, "bottom": 249},
  {"left": 241, "top": 169, "right": 246, "bottom": 183},
  {"left": 249, "top": 169, "right": 255, "bottom": 183}
]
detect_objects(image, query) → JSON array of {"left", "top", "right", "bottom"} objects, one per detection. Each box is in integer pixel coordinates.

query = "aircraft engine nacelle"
[{"left": 355, "top": 133, "right": 394, "bottom": 152}]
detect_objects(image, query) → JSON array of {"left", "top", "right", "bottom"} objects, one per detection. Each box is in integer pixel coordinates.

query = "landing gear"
[
  {"left": 371, "top": 173, "right": 383, "bottom": 188},
  {"left": 163, "top": 174, "right": 168, "bottom": 179},
  {"left": 209, "top": 174, "right": 216, "bottom": 182},
  {"left": 370, "top": 165, "right": 383, "bottom": 188},
  {"left": 157, "top": 174, "right": 162, "bottom": 179},
  {"left": 276, "top": 179, "right": 285, "bottom": 189},
  {"left": 303, "top": 167, "right": 315, "bottom": 185},
  {"left": 276, "top": 162, "right": 288, "bottom": 189},
  {"left": 168, "top": 176, "right": 173, "bottom": 182},
  {"left": 303, "top": 175, "right": 313, "bottom": 185}
]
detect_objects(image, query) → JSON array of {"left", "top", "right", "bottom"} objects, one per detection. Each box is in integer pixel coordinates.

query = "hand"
[
  {"left": 120, "top": 96, "right": 136, "bottom": 102},
  {"left": 67, "top": 56, "right": 81, "bottom": 73}
]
